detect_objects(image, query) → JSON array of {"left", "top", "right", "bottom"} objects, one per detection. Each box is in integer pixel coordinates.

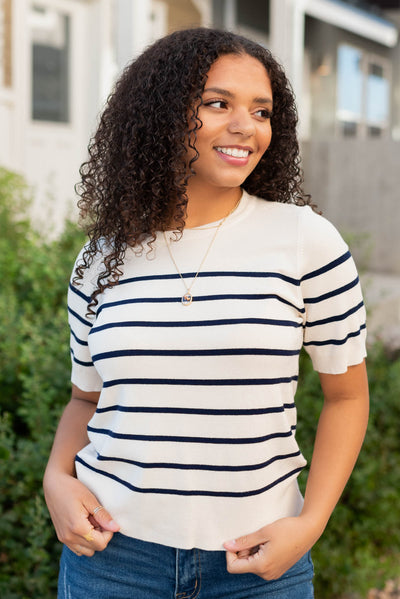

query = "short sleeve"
[
  {"left": 68, "top": 247, "right": 103, "bottom": 392},
  {"left": 299, "top": 208, "right": 367, "bottom": 374}
]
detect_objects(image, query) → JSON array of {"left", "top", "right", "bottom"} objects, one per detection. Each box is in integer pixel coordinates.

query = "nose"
[{"left": 227, "top": 108, "right": 255, "bottom": 136}]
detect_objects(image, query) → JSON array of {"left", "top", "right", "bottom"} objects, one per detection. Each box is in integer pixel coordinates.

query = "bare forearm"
[
  {"left": 300, "top": 390, "right": 369, "bottom": 534},
  {"left": 43, "top": 393, "right": 119, "bottom": 555},
  {"left": 44, "top": 397, "right": 97, "bottom": 478}
]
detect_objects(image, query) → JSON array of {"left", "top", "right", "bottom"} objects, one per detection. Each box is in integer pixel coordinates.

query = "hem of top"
[
  {"left": 312, "top": 351, "right": 367, "bottom": 375},
  {"left": 115, "top": 530, "right": 227, "bottom": 552},
  {"left": 71, "top": 376, "right": 102, "bottom": 394}
]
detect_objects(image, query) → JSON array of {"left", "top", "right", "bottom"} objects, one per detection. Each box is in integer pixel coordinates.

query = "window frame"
[
  {"left": 335, "top": 42, "right": 391, "bottom": 139},
  {"left": 29, "top": 1, "right": 72, "bottom": 124}
]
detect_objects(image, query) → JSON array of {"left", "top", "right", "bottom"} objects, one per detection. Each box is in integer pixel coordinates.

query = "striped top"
[{"left": 69, "top": 191, "right": 367, "bottom": 550}]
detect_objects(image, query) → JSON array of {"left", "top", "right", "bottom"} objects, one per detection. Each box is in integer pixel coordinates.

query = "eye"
[
  {"left": 203, "top": 100, "right": 228, "bottom": 109},
  {"left": 254, "top": 108, "right": 273, "bottom": 120}
]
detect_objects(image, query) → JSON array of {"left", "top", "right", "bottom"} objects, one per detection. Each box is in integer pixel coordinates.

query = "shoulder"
[
  {"left": 246, "top": 195, "right": 350, "bottom": 277},
  {"left": 248, "top": 194, "right": 311, "bottom": 224},
  {"left": 250, "top": 196, "right": 337, "bottom": 230},
  {"left": 298, "top": 205, "right": 346, "bottom": 240},
  {"left": 245, "top": 195, "right": 325, "bottom": 239},
  {"left": 298, "top": 206, "right": 349, "bottom": 271},
  {"left": 293, "top": 207, "right": 353, "bottom": 284}
]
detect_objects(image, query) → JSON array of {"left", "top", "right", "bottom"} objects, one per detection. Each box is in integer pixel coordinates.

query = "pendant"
[{"left": 181, "top": 292, "right": 193, "bottom": 306}]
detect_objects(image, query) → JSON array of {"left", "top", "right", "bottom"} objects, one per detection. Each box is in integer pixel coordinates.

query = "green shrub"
[
  {"left": 0, "top": 168, "right": 85, "bottom": 598},
  {"left": 296, "top": 346, "right": 400, "bottom": 598},
  {"left": 0, "top": 167, "right": 399, "bottom": 597}
]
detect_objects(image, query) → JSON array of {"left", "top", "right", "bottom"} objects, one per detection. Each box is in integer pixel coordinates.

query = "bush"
[
  {"left": 0, "top": 168, "right": 85, "bottom": 598},
  {"left": 0, "top": 167, "right": 399, "bottom": 597},
  {"left": 296, "top": 346, "right": 400, "bottom": 597}
]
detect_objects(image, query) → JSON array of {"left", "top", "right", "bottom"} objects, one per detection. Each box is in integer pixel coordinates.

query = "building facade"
[{"left": 0, "top": 0, "right": 399, "bottom": 271}]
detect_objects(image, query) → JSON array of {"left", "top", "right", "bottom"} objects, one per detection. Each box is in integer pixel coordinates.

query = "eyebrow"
[{"left": 203, "top": 86, "right": 273, "bottom": 106}]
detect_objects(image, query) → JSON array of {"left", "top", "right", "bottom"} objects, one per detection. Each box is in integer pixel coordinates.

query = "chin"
[{"left": 212, "top": 174, "right": 250, "bottom": 188}]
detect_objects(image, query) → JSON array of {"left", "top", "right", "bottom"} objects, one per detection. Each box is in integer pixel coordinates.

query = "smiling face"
[{"left": 186, "top": 53, "right": 273, "bottom": 196}]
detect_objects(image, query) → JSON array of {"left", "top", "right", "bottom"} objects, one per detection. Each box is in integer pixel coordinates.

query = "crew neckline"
[{"left": 159, "top": 190, "right": 254, "bottom": 242}]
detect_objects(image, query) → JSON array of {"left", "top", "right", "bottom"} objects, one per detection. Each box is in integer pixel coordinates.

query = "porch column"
[
  {"left": 120, "top": 0, "right": 153, "bottom": 64},
  {"left": 269, "top": 0, "right": 307, "bottom": 136},
  {"left": 98, "top": 0, "right": 118, "bottom": 104}
]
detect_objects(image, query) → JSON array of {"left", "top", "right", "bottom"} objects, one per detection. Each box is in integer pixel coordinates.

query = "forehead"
[{"left": 204, "top": 53, "right": 272, "bottom": 95}]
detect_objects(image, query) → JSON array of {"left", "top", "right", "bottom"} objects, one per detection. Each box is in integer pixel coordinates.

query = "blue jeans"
[{"left": 58, "top": 533, "right": 314, "bottom": 598}]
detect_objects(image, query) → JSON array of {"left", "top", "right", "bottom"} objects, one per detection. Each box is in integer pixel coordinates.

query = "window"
[
  {"left": 366, "top": 62, "right": 389, "bottom": 131},
  {"left": 337, "top": 44, "right": 390, "bottom": 138},
  {"left": 212, "top": 0, "right": 269, "bottom": 39},
  {"left": 237, "top": 0, "right": 269, "bottom": 36},
  {"left": 30, "top": 5, "right": 70, "bottom": 123}
]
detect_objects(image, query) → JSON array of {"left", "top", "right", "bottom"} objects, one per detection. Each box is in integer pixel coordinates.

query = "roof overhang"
[{"left": 305, "top": 0, "right": 398, "bottom": 47}]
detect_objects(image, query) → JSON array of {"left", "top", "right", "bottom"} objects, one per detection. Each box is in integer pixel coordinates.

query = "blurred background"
[
  {"left": 0, "top": 1, "right": 399, "bottom": 598},
  {"left": 1, "top": 0, "right": 400, "bottom": 338}
]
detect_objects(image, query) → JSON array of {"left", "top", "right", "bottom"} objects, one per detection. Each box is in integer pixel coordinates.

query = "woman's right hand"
[{"left": 43, "top": 471, "right": 120, "bottom": 557}]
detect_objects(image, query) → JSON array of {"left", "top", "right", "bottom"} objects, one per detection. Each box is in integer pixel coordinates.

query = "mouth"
[{"left": 214, "top": 146, "right": 252, "bottom": 158}]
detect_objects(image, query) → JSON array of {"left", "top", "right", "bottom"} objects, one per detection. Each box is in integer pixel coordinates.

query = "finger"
[
  {"left": 237, "top": 549, "right": 252, "bottom": 558},
  {"left": 80, "top": 526, "right": 114, "bottom": 552},
  {"left": 237, "top": 545, "right": 260, "bottom": 558},
  {"left": 83, "top": 528, "right": 95, "bottom": 543},
  {"left": 226, "top": 543, "right": 266, "bottom": 575},
  {"left": 223, "top": 528, "right": 267, "bottom": 553},
  {"left": 85, "top": 503, "right": 120, "bottom": 533},
  {"left": 68, "top": 543, "right": 95, "bottom": 558}
]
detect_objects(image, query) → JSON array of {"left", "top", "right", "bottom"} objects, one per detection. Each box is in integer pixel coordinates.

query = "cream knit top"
[{"left": 68, "top": 191, "right": 367, "bottom": 550}]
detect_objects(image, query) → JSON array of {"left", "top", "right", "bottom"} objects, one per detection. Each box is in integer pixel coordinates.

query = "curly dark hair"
[{"left": 75, "top": 27, "right": 311, "bottom": 312}]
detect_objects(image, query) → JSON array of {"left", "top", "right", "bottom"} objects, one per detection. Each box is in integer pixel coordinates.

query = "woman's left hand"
[{"left": 223, "top": 515, "right": 321, "bottom": 580}]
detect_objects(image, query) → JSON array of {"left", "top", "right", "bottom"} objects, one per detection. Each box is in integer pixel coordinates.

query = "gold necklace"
[{"left": 163, "top": 197, "right": 241, "bottom": 306}]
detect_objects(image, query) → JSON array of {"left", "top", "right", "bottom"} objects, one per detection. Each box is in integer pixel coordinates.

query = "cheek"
[{"left": 261, "top": 126, "right": 272, "bottom": 153}]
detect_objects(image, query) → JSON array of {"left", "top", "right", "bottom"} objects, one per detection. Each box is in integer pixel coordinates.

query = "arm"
[
  {"left": 224, "top": 360, "right": 369, "bottom": 580},
  {"left": 300, "top": 360, "right": 369, "bottom": 529},
  {"left": 43, "top": 385, "right": 120, "bottom": 557}
]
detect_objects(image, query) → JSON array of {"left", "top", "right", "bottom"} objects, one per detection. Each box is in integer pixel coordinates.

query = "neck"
[{"left": 183, "top": 184, "right": 242, "bottom": 228}]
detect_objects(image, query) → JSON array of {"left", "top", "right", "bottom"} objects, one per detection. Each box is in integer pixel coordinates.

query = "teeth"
[{"left": 216, "top": 147, "right": 250, "bottom": 158}]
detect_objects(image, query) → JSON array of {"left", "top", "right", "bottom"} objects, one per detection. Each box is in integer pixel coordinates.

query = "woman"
[{"left": 44, "top": 27, "right": 369, "bottom": 598}]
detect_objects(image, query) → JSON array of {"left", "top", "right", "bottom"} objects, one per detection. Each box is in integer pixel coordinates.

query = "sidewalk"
[{"left": 361, "top": 272, "right": 400, "bottom": 353}]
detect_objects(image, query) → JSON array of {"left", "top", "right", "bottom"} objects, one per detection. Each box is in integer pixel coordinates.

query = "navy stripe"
[
  {"left": 303, "top": 323, "right": 366, "bottom": 347},
  {"left": 305, "top": 301, "right": 364, "bottom": 328},
  {"left": 75, "top": 455, "right": 303, "bottom": 497},
  {"left": 301, "top": 251, "right": 351, "bottom": 282},
  {"left": 304, "top": 276, "right": 359, "bottom": 304},
  {"left": 70, "top": 349, "right": 93, "bottom": 368},
  {"left": 102, "top": 376, "right": 298, "bottom": 388},
  {"left": 95, "top": 402, "right": 296, "bottom": 416},
  {"left": 96, "top": 294, "right": 305, "bottom": 316},
  {"left": 70, "top": 328, "right": 89, "bottom": 347},
  {"left": 90, "top": 317, "right": 302, "bottom": 334},
  {"left": 69, "top": 282, "right": 92, "bottom": 303},
  {"left": 68, "top": 306, "right": 93, "bottom": 328},
  {"left": 92, "top": 347, "right": 301, "bottom": 362},
  {"left": 118, "top": 270, "right": 300, "bottom": 287},
  {"left": 96, "top": 449, "right": 301, "bottom": 472},
  {"left": 87, "top": 425, "right": 296, "bottom": 445}
]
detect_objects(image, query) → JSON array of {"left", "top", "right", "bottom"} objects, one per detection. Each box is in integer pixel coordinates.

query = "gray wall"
[
  {"left": 301, "top": 139, "right": 400, "bottom": 275},
  {"left": 386, "top": 9, "right": 400, "bottom": 138}
]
